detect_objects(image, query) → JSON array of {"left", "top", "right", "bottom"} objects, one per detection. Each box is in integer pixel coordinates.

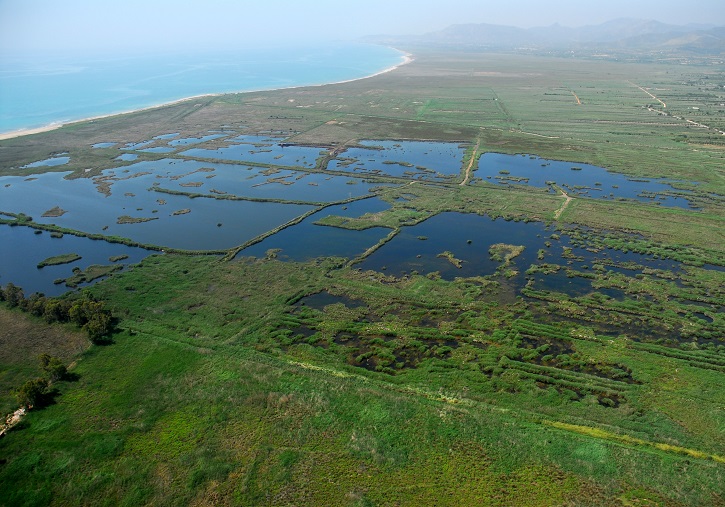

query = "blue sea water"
[{"left": 0, "top": 44, "right": 404, "bottom": 133}]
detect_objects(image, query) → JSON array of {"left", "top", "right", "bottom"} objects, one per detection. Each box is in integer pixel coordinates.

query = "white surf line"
[{"left": 0, "top": 48, "right": 414, "bottom": 141}]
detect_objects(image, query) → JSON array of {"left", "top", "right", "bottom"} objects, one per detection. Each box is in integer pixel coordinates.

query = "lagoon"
[
  {"left": 474, "top": 153, "right": 696, "bottom": 209},
  {"left": 240, "top": 198, "right": 391, "bottom": 261},
  {"left": 181, "top": 135, "right": 324, "bottom": 168},
  {"left": 0, "top": 225, "right": 154, "bottom": 297},
  {"left": 0, "top": 169, "right": 314, "bottom": 251},
  {"left": 328, "top": 140, "right": 466, "bottom": 181}
]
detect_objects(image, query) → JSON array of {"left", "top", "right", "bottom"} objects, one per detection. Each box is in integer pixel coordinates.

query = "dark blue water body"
[
  {"left": 92, "top": 142, "right": 116, "bottom": 149},
  {"left": 474, "top": 153, "right": 696, "bottom": 209},
  {"left": 529, "top": 234, "right": 686, "bottom": 297},
  {"left": 357, "top": 213, "right": 548, "bottom": 280},
  {"left": 355, "top": 212, "right": 694, "bottom": 302},
  {"left": 0, "top": 224, "right": 155, "bottom": 297},
  {"left": 539, "top": 243, "right": 684, "bottom": 275},
  {"left": 328, "top": 140, "right": 466, "bottom": 181},
  {"left": 319, "top": 197, "right": 391, "bottom": 217},
  {"left": 150, "top": 159, "right": 394, "bottom": 202},
  {"left": 701, "top": 264, "right": 725, "bottom": 272},
  {"left": 533, "top": 271, "right": 599, "bottom": 297},
  {"left": 239, "top": 199, "right": 391, "bottom": 261},
  {"left": 0, "top": 169, "right": 314, "bottom": 250},
  {"left": 181, "top": 135, "right": 323, "bottom": 168}
]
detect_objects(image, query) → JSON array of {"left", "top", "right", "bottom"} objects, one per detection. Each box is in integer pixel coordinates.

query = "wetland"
[{"left": 0, "top": 48, "right": 724, "bottom": 507}]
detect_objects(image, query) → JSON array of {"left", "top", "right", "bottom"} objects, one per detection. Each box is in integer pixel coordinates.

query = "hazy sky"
[{"left": 1, "top": 0, "right": 724, "bottom": 54}]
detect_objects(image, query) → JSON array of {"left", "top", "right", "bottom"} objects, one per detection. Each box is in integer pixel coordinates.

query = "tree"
[
  {"left": 85, "top": 312, "right": 113, "bottom": 343},
  {"left": 24, "top": 293, "right": 48, "bottom": 317},
  {"left": 3, "top": 283, "right": 23, "bottom": 308},
  {"left": 69, "top": 298, "right": 104, "bottom": 326},
  {"left": 38, "top": 353, "right": 67, "bottom": 382},
  {"left": 43, "top": 300, "right": 63, "bottom": 323},
  {"left": 16, "top": 378, "right": 49, "bottom": 409}
]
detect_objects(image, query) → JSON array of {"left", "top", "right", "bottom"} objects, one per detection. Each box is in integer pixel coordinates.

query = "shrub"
[
  {"left": 16, "top": 378, "right": 49, "bottom": 409},
  {"left": 38, "top": 353, "right": 67, "bottom": 382},
  {"left": 3, "top": 283, "right": 23, "bottom": 308}
]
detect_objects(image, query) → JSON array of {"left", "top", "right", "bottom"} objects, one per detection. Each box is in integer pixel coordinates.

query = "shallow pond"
[
  {"left": 328, "top": 140, "right": 466, "bottom": 181},
  {"left": 122, "top": 140, "right": 155, "bottom": 150},
  {"left": 0, "top": 224, "right": 155, "bottom": 296},
  {"left": 181, "top": 134, "right": 323, "bottom": 168},
  {"left": 153, "top": 132, "right": 180, "bottom": 140},
  {"left": 140, "top": 146, "right": 175, "bottom": 154},
  {"left": 474, "top": 153, "right": 696, "bottom": 209},
  {"left": 153, "top": 159, "right": 394, "bottom": 202},
  {"left": 116, "top": 154, "right": 138, "bottom": 162},
  {"left": 0, "top": 168, "right": 314, "bottom": 250},
  {"left": 22, "top": 156, "right": 70, "bottom": 168},
  {"left": 357, "top": 213, "right": 548, "bottom": 280},
  {"left": 168, "top": 133, "right": 226, "bottom": 146},
  {"left": 356, "top": 212, "right": 693, "bottom": 300},
  {"left": 295, "top": 291, "right": 366, "bottom": 310},
  {"left": 239, "top": 199, "right": 391, "bottom": 261}
]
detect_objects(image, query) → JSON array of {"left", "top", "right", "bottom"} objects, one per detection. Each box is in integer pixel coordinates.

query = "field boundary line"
[{"left": 544, "top": 420, "right": 725, "bottom": 464}]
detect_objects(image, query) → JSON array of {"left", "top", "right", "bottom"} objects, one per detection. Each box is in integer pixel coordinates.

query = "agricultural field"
[{"left": 0, "top": 49, "right": 724, "bottom": 506}]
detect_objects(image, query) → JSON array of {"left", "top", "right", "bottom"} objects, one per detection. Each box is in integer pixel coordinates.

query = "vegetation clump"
[
  {"left": 41, "top": 206, "right": 67, "bottom": 218},
  {"left": 0, "top": 283, "right": 114, "bottom": 343},
  {"left": 437, "top": 251, "right": 463, "bottom": 268},
  {"left": 37, "top": 253, "right": 81, "bottom": 268},
  {"left": 116, "top": 215, "right": 158, "bottom": 224},
  {"left": 488, "top": 243, "right": 525, "bottom": 265},
  {"left": 15, "top": 378, "right": 49, "bottom": 409}
]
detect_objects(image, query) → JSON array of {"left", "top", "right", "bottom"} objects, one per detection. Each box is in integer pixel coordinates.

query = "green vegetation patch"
[
  {"left": 59, "top": 264, "right": 123, "bottom": 288},
  {"left": 41, "top": 206, "right": 67, "bottom": 218},
  {"left": 37, "top": 253, "right": 81, "bottom": 268},
  {"left": 116, "top": 215, "right": 158, "bottom": 224}
]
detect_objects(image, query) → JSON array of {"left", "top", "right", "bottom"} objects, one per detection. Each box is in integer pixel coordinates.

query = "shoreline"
[{"left": 0, "top": 48, "right": 414, "bottom": 142}]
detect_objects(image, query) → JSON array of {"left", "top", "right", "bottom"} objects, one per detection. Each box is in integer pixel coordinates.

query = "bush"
[
  {"left": 3, "top": 283, "right": 23, "bottom": 308},
  {"left": 85, "top": 312, "right": 113, "bottom": 343},
  {"left": 38, "top": 353, "right": 67, "bottom": 382},
  {"left": 16, "top": 378, "right": 49, "bottom": 409}
]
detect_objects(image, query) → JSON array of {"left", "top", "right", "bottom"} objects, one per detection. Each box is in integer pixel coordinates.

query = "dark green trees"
[{"left": 16, "top": 378, "right": 49, "bottom": 409}]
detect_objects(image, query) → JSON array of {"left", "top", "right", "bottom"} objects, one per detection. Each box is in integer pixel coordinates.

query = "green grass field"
[{"left": 0, "top": 49, "right": 724, "bottom": 506}]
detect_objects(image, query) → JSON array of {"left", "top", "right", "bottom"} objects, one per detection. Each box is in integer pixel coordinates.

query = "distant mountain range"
[{"left": 365, "top": 18, "right": 725, "bottom": 55}]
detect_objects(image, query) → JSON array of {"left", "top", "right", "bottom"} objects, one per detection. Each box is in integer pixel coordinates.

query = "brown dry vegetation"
[{"left": 0, "top": 307, "right": 89, "bottom": 413}]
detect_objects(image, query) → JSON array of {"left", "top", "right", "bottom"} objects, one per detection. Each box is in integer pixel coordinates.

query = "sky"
[{"left": 1, "top": 0, "right": 724, "bottom": 54}]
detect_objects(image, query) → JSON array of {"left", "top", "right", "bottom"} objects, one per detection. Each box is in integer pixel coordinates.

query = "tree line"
[{"left": 0, "top": 283, "right": 113, "bottom": 343}]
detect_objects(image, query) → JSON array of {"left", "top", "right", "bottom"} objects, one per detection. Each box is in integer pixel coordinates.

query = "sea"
[{"left": 0, "top": 44, "right": 404, "bottom": 134}]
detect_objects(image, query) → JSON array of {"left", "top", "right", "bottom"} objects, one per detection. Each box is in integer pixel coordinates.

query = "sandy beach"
[{"left": 0, "top": 48, "right": 414, "bottom": 142}]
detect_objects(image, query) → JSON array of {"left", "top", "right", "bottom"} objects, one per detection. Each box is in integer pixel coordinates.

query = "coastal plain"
[{"left": 0, "top": 50, "right": 724, "bottom": 506}]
